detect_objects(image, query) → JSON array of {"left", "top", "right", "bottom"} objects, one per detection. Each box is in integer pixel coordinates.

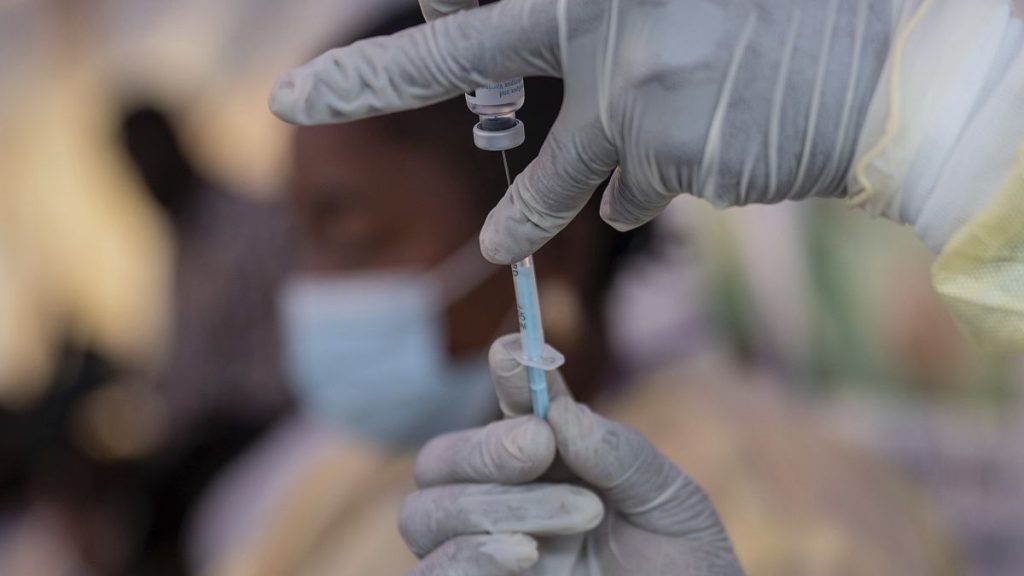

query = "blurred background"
[{"left": 0, "top": 1, "right": 1021, "bottom": 575}]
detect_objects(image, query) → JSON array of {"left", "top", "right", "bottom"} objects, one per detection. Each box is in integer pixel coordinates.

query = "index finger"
[{"left": 268, "top": 0, "right": 560, "bottom": 126}]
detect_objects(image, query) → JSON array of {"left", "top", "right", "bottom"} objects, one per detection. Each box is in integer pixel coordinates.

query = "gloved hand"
[
  {"left": 270, "top": 0, "right": 911, "bottom": 264},
  {"left": 398, "top": 334, "right": 744, "bottom": 575}
]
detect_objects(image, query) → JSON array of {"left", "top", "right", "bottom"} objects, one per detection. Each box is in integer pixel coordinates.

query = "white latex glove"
[
  {"left": 398, "top": 334, "right": 743, "bottom": 575},
  {"left": 270, "top": 0, "right": 911, "bottom": 264}
]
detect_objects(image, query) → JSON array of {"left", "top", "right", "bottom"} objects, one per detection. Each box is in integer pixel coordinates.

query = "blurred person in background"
[
  {"left": 0, "top": 103, "right": 294, "bottom": 576},
  {"left": 0, "top": 3, "right": 172, "bottom": 574},
  {"left": 188, "top": 7, "right": 957, "bottom": 576},
  {"left": 0, "top": 1, "right": 351, "bottom": 572},
  {"left": 117, "top": 104, "right": 293, "bottom": 575},
  {"left": 120, "top": 104, "right": 292, "bottom": 443},
  {"left": 0, "top": 343, "right": 153, "bottom": 576}
]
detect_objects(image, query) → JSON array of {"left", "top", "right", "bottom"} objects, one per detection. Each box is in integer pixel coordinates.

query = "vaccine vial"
[
  {"left": 466, "top": 78, "right": 526, "bottom": 151},
  {"left": 466, "top": 78, "right": 525, "bottom": 117}
]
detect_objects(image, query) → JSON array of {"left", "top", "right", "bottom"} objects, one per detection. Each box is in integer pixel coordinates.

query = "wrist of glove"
[{"left": 400, "top": 334, "right": 744, "bottom": 575}]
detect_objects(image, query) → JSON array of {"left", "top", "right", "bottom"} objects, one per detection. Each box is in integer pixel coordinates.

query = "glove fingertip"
[
  {"left": 488, "top": 334, "right": 531, "bottom": 416},
  {"left": 267, "top": 81, "right": 294, "bottom": 122},
  {"left": 267, "top": 69, "right": 312, "bottom": 125},
  {"left": 480, "top": 211, "right": 528, "bottom": 265},
  {"left": 480, "top": 534, "right": 539, "bottom": 571},
  {"left": 411, "top": 534, "right": 538, "bottom": 576},
  {"left": 570, "top": 486, "right": 607, "bottom": 531},
  {"left": 548, "top": 396, "right": 591, "bottom": 432},
  {"left": 599, "top": 193, "right": 646, "bottom": 232},
  {"left": 507, "top": 416, "right": 557, "bottom": 473},
  {"left": 488, "top": 334, "right": 524, "bottom": 377},
  {"left": 601, "top": 213, "right": 645, "bottom": 232},
  {"left": 480, "top": 186, "right": 565, "bottom": 265},
  {"left": 547, "top": 397, "right": 608, "bottom": 474}
]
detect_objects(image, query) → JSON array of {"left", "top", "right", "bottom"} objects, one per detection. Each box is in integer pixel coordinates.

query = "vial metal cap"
[{"left": 473, "top": 119, "right": 525, "bottom": 151}]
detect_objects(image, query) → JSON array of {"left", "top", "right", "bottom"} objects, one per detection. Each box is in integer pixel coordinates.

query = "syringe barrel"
[{"left": 511, "top": 256, "right": 549, "bottom": 418}]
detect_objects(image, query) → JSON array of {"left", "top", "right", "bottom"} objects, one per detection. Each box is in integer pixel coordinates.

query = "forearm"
[{"left": 848, "top": 0, "right": 1024, "bottom": 252}]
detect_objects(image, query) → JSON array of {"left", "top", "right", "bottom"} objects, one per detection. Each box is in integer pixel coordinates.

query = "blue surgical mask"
[{"left": 278, "top": 241, "right": 500, "bottom": 448}]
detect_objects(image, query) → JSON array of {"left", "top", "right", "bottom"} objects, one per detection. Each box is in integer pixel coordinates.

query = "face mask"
[{"left": 278, "top": 240, "right": 500, "bottom": 448}]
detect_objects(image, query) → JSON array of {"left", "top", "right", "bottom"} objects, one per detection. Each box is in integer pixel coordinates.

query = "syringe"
[
  {"left": 467, "top": 80, "right": 562, "bottom": 419},
  {"left": 500, "top": 154, "right": 551, "bottom": 418}
]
